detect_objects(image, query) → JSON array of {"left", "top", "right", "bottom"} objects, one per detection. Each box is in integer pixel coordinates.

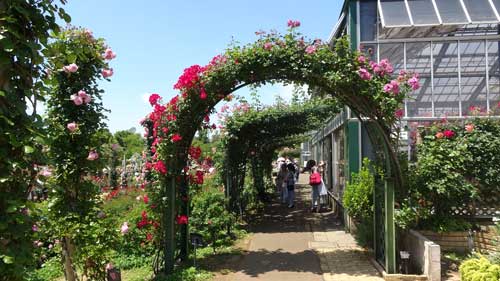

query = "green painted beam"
[
  {"left": 385, "top": 178, "right": 396, "bottom": 273},
  {"left": 346, "top": 120, "right": 360, "bottom": 181},
  {"left": 348, "top": 0, "right": 358, "bottom": 51}
]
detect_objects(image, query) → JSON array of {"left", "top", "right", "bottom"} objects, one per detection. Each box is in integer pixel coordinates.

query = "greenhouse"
[{"left": 305, "top": 0, "right": 500, "bottom": 275}]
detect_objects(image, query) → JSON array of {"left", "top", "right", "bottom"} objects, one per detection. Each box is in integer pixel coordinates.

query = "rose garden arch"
[{"left": 144, "top": 24, "right": 419, "bottom": 276}]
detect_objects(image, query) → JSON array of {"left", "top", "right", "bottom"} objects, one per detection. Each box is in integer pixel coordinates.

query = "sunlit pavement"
[{"left": 219, "top": 174, "right": 383, "bottom": 281}]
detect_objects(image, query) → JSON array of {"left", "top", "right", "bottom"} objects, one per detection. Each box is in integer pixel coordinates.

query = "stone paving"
[
  {"left": 220, "top": 173, "right": 383, "bottom": 281},
  {"left": 309, "top": 214, "right": 383, "bottom": 281}
]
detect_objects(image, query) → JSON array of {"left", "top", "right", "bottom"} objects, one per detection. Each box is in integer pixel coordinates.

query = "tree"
[{"left": 114, "top": 129, "right": 144, "bottom": 159}]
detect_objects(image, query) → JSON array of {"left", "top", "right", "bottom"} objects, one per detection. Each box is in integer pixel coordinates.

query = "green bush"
[
  {"left": 190, "top": 187, "right": 237, "bottom": 252},
  {"left": 26, "top": 256, "right": 63, "bottom": 281},
  {"left": 415, "top": 119, "right": 500, "bottom": 215},
  {"left": 343, "top": 158, "right": 375, "bottom": 221},
  {"left": 397, "top": 118, "right": 500, "bottom": 230},
  {"left": 459, "top": 255, "right": 500, "bottom": 281}
]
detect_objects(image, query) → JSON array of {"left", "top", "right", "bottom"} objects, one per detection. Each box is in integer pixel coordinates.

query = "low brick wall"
[{"left": 420, "top": 228, "right": 499, "bottom": 254}]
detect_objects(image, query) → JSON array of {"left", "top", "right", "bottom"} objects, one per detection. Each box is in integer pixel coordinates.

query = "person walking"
[
  {"left": 285, "top": 163, "right": 296, "bottom": 208},
  {"left": 309, "top": 166, "right": 322, "bottom": 212},
  {"left": 276, "top": 163, "right": 288, "bottom": 204}
]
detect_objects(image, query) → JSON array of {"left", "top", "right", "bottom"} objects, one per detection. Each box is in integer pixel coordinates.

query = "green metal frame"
[{"left": 346, "top": 0, "right": 396, "bottom": 273}]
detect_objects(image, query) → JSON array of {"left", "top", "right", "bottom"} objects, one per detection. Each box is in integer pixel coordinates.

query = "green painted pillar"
[
  {"left": 385, "top": 178, "right": 396, "bottom": 273},
  {"left": 348, "top": 0, "right": 358, "bottom": 51},
  {"left": 346, "top": 120, "right": 360, "bottom": 181}
]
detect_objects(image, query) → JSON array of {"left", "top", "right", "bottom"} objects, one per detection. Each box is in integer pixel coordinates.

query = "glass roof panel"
[
  {"left": 493, "top": 0, "right": 500, "bottom": 13},
  {"left": 434, "top": 0, "right": 468, "bottom": 24},
  {"left": 379, "top": 0, "right": 412, "bottom": 26},
  {"left": 463, "top": 0, "right": 497, "bottom": 22},
  {"left": 407, "top": 0, "right": 440, "bottom": 25}
]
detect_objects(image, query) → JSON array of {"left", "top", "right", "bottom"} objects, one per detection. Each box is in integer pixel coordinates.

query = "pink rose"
[
  {"left": 408, "top": 76, "right": 420, "bottom": 90},
  {"left": 379, "top": 59, "right": 394, "bottom": 74},
  {"left": 39, "top": 168, "right": 52, "bottom": 177},
  {"left": 357, "top": 55, "right": 366, "bottom": 64},
  {"left": 67, "top": 122, "right": 78, "bottom": 132},
  {"left": 120, "top": 222, "right": 129, "bottom": 234},
  {"left": 106, "top": 263, "right": 114, "bottom": 271},
  {"left": 70, "top": 94, "right": 83, "bottom": 105},
  {"left": 78, "top": 90, "right": 92, "bottom": 104},
  {"left": 287, "top": 19, "right": 300, "bottom": 28},
  {"left": 305, "top": 45, "right": 317, "bottom": 54},
  {"left": 103, "top": 48, "right": 117, "bottom": 60},
  {"left": 87, "top": 151, "right": 99, "bottom": 161},
  {"left": 63, "top": 63, "right": 78, "bottom": 73},
  {"left": 264, "top": 42, "right": 273, "bottom": 50},
  {"left": 84, "top": 29, "right": 93, "bottom": 38},
  {"left": 102, "top": 68, "right": 114, "bottom": 78},
  {"left": 395, "top": 109, "right": 404, "bottom": 118},
  {"left": 465, "top": 124, "right": 474, "bottom": 132},
  {"left": 435, "top": 132, "right": 444, "bottom": 139},
  {"left": 32, "top": 224, "right": 39, "bottom": 232},
  {"left": 358, "top": 68, "right": 371, "bottom": 80},
  {"left": 383, "top": 80, "right": 400, "bottom": 95}
]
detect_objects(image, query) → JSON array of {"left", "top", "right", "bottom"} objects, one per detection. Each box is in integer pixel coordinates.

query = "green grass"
[{"left": 122, "top": 266, "right": 153, "bottom": 281}]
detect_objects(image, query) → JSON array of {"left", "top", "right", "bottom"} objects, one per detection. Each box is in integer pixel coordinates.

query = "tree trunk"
[{"left": 62, "top": 237, "right": 78, "bottom": 281}]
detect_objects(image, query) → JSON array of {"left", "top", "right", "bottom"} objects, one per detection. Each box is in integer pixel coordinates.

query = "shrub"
[
  {"left": 343, "top": 158, "right": 375, "bottom": 221},
  {"left": 459, "top": 255, "right": 500, "bottom": 281},
  {"left": 415, "top": 118, "right": 500, "bottom": 215},
  {"left": 396, "top": 118, "right": 500, "bottom": 230},
  {"left": 190, "top": 188, "right": 237, "bottom": 252}
]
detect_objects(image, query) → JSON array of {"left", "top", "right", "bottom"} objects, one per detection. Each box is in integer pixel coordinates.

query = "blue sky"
[{"left": 63, "top": 0, "right": 342, "bottom": 132}]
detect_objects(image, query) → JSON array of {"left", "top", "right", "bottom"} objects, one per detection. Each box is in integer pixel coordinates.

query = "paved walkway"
[{"left": 220, "top": 174, "right": 383, "bottom": 281}]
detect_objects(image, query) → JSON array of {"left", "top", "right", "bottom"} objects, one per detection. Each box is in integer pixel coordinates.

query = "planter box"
[
  {"left": 400, "top": 230, "right": 441, "bottom": 281},
  {"left": 420, "top": 229, "right": 499, "bottom": 254}
]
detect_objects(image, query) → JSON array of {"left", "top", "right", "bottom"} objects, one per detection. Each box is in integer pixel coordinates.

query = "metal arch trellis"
[
  {"left": 221, "top": 101, "right": 339, "bottom": 215},
  {"left": 144, "top": 29, "right": 415, "bottom": 275}
]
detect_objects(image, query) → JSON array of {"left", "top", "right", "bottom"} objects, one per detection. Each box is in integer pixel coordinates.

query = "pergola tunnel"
[{"left": 143, "top": 23, "right": 420, "bottom": 275}]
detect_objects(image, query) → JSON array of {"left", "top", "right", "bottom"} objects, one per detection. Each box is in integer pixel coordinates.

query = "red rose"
[
  {"left": 153, "top": 160, "right": 167, "bottom": 175},
  {"left": 443, "top": 130, "right": 455, "bottom": 139},
  {"left": 171, "top": 134, "right": 182, "bottom": 142},
  {"left": 148, "top": 93, "right": 161, "bottom": 106},
  {"left": 176, "top": 215, "right": 188, "bottom": 225}
]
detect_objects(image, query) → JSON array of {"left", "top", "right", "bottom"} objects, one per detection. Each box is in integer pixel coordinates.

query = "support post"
[
  {"left": 164, "top": 176, "right": 176, "bottom": 274},
  {"left": 385, "top": 177, "right": 396, "bottom": 273},
  {"left": 179, "top": 176, "right": 189, "bottom": 261}
]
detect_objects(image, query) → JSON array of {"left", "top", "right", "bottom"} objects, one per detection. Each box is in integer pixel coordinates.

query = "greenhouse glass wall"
[{"left": 305, "top": 0, "right": 500, "bottom": 212}]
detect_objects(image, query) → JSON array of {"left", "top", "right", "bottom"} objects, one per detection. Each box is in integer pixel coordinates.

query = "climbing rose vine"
[
  {"left": 43, "top": 27, "right": 116, "bottom": 280},
  {"left": 140, "top": 20, "right": 419, "bottom": 274}
]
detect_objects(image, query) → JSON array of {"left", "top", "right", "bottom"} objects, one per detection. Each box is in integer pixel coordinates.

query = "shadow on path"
[{"left": 215, "top": 184, "right": 333, "bottom": 280}]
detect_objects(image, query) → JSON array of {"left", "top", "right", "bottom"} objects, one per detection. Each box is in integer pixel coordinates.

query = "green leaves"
[
  {"left": 2, "top": 255, "right": 14, "bottom": 264},
  {"left": 23, "top": 145, "right": 34, "bottom": 154}
]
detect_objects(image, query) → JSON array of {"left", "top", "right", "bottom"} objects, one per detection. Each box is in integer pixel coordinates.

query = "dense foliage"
[
  {"left": 43, "top": 27, "right": 116, "bottom": 280},
  {"left": 0, "top": 1, "right": 69, "bottom": 278},
  {"left": 396, "top": 118, "right": 500, "bottom": 231},
  {"left": 343, "top": 158, "right": 376, "bottom": 221},
  {"left": 220, "top": 98, "right": 338, "bottom": 210},
  {"left": 459, "top": 255, "right": 500, "bottom": 281}
]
